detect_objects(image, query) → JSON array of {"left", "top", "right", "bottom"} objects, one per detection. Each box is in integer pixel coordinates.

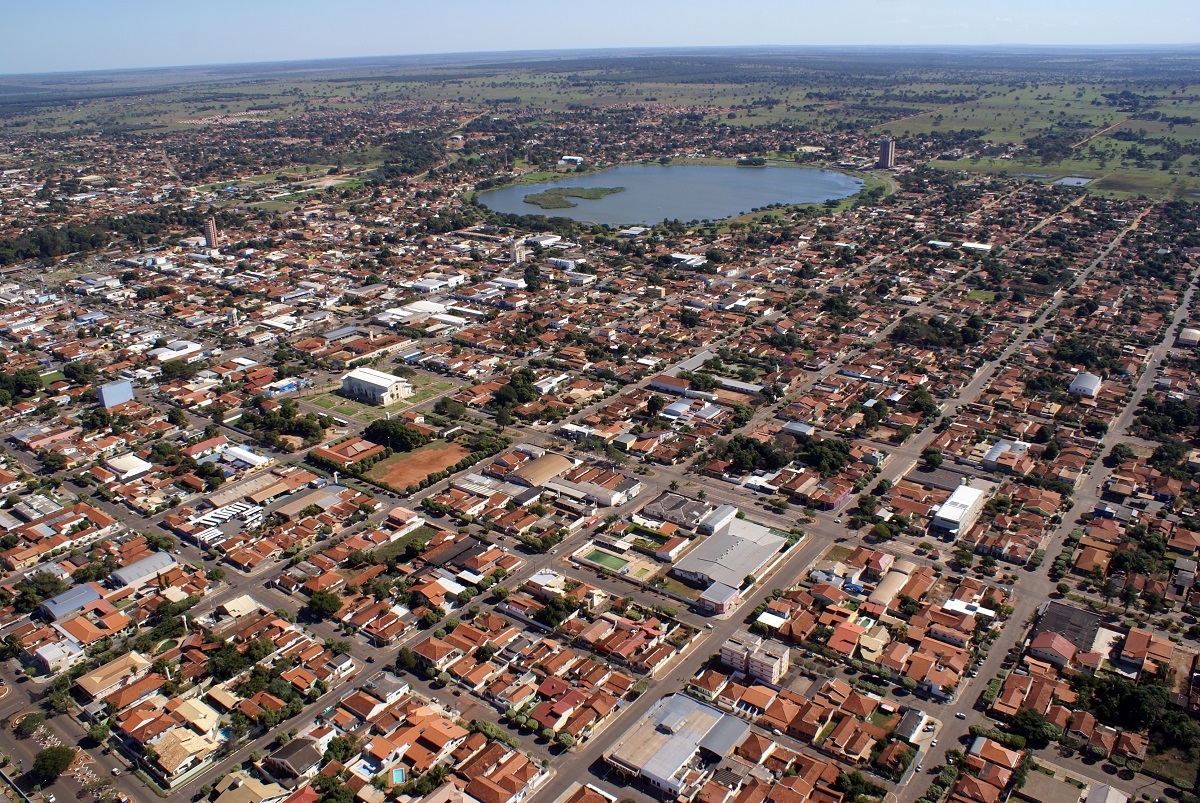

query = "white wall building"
[
  {"left": 340, "top": 367, "right": 413, "bottom": 406},
  {"left": 930, "top": 484, "right": 987, "bottom": 537}
]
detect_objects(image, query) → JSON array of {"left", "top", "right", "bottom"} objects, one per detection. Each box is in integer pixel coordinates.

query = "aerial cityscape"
[{"left": 0, "top": 7, "right": 1198, "bottom": 803}]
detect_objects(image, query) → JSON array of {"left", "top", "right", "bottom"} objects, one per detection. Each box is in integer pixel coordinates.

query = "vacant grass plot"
[
  {"left": 1143, "top": 748, "right": 1199, "bottom": 790},
  {"left": 823, "top": 544, "right": 855, "bottom": 563},
  {"left": 657, "top": 575, "right": 704, "bottom": 601},
  {"left": 366, "top": 441, "right": 471, "bottom": 488},
  {"left": 372, "top": 524, "right": 441, "bottom": 562}
]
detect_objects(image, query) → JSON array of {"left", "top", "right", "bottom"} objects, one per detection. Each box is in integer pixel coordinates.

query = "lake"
[{"left": 477, "top": 163, "right": 864, "bottom": 226}]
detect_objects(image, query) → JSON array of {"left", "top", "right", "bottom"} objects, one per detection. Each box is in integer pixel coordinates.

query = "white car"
[{"left": 955, "top": 712, "right": 967, "bottom": 720}]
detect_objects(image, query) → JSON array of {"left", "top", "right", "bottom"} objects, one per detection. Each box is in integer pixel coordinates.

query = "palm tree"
[{"left": 668, "top": 480, "right": 679, "bottom": 492}]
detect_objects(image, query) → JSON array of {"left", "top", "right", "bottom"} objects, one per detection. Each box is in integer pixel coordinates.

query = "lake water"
[{"left": 477, "top": 163, "right": 864, "bottom": 225}]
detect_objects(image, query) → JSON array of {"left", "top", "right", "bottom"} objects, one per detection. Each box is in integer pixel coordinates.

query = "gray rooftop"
[
  {"left": 1031, "top": 601, "right": 1102, "bottom": 652},
  {"left": 111, "top": 551, "right": 178, "bottom": 588},
  {"left": 674, "top": 517, "right": 785, "bottom": 589},
  {"left": 607, "top": 694, "right": 744, "bottom": 786},
  {"left": 39, "top": 583, "right": 102, "bottom": 621}
]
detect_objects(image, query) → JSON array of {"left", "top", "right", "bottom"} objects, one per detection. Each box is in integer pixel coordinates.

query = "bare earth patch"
[{"left": 366, "top": 441, "right": 471, "bottom": 487}]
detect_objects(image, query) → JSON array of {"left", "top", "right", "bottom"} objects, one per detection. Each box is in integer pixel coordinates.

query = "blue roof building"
[{"left": 38, "top": 584, "right": 102, "bottom": 621}]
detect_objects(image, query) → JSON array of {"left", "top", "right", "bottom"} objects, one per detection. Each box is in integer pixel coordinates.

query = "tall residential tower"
[{"left": 877, "top": 138, "right": 896, "bottom": 169}]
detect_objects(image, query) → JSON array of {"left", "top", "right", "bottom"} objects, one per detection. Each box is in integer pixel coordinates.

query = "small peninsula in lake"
[{"left": 523, "top": 186, "right": 625, "bottom": 209}]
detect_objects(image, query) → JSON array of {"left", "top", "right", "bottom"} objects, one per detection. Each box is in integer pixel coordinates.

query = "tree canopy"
[
  {"left": 33, "top": 746, "right": 75, "bottom": 781},
  {"left": 363, "top": 419, "right": 428, "bottom": 452},
  {"left": 308, "top": 589, "right": 343, "bottom": 619}
]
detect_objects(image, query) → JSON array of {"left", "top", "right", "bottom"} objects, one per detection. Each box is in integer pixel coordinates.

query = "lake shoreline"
[{"left": 478, "top": 161, "right": 864, "bottom": 226}]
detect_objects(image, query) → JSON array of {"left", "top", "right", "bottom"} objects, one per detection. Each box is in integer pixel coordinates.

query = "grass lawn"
[
  {"left": 39, "top": 371, "right": 65, "bottom": 384},
  {"left": 366, "top": 441, "right": 471, "bottom": 488},
  {"left": 870, "top": 710, "right": 899, "bottom": 729},
  {"left": 306, "top": 376, "right": 455, "bottom": 423},
  {"left": 968, "top": 290, "right": 997, "bottom": 303},
  {"left": 372, "top": 524, "right": 441, "bottom": 562},
  {"left": 405, "top": 377, "right": 455, "bottom": 406},
  {"left": 1144, "top": 749, "right": 1200, "bottom": 789}
]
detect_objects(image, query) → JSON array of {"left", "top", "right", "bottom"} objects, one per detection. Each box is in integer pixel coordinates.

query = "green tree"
[
  {"left": 307, "top": 590, "right": 343, "bottom": 619},
  {"left": 16, "top": 713, "right": 45, "bottom": 738},
  {"left": 1100, "top": 579, "right": 1118, "bottom": 605},
  {"left": 323, "top": 735, "right": 359, "bottom": 763},
  {"left": 1105, "top": 443, "right": 1134, "bottom": 467},
  {"left": 1009, "top": 708, "right": 1062, "bottom": 744},
  {"left": 1120, "top": 584, "right": 1139, "bottom": 611},
  {"left": 922, "top": 447, "right": 943, "bottom": 468},
  {"left": 396, "top": 647, "right": 417, "bottom": 671},
  {"left": 40, "top": 452, "right": 67, "bottom": 472},
  {"left": 87, "top": 722, "right": 109, "bottom": 744},
  {"left": 363, "top": 419, "right": 428, "bottom": 452},
  {"left": 33, "top": 746, "right": 75, "bottom": 781}
]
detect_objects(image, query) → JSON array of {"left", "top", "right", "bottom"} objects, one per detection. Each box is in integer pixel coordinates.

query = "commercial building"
[
  {"left": 719, "top": 630, "right": 791, "bottom": 684},
  {"left": 604, "top": 694, "right": 748, "bottom": 797},
  {"left": 930, "top": 484, "right": 987, "bottom": 537},
  {"left": 511, "top": 453, "right": 574, "bottom": 488},
  {"left": 1068, "top": 372, "right": 1103, "bottom": 399},
  {"left": 867, "top": 560, "right": 917, "bottom": 607},
  {"left": 110, "top": 551, "right": 178, "bottom": 589},
  {"left": 1031, "top": 600, "right": 1102, "bottom": 652},
  {"left": 37, "top": 583, "right": 103, "bottom": 621},
  {"left": 1178, "top": 328, "right": 1200, "bottom": 347},
  {"left": 672, "top": 508, "right": 787, "bottom": 614},
  {"left": 98, "top": 379, "right": 134, "bottom": 409},
  {"left": 105, "top": 452, "right": 154, "bottom": 481},
  {"left": 340, "top": 367, "right": 413, "bottom": 406}
]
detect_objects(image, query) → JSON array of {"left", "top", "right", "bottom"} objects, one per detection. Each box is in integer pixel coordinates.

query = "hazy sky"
[{"left": 4, "top": 0, "right": 1198, "bottom": 74}]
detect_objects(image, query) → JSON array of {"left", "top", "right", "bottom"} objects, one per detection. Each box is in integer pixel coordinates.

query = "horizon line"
[{"left": 3, "top": 41, "right": 1200, "bottom": 80}]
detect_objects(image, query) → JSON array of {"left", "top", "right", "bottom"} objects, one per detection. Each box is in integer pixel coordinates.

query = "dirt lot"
[{"left": 366, "top": 441, "right": 470, "bottom": 487}]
